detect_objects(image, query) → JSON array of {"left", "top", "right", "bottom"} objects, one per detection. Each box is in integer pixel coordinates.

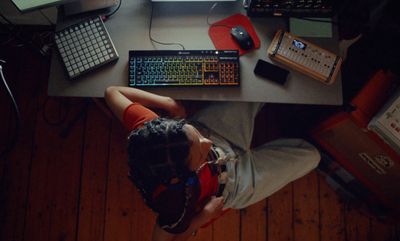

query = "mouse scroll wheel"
[{"left": 239, "top": 32, "right": 244, "bottom": 35}]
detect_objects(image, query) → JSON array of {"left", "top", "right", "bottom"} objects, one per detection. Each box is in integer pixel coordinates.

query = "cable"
[
  {"left": 0, "top": 12, "right": 47, "bottom": 56},
  {"left": 41, "top": 97, "right": 89, "bottom": 139},
  {"left": 0, "top": 12, "right": 22, "bottom": 47},
  {"left": 206, "top": 2, "right": 232, "bottom": 30},
  {"left": 148, "top": 3, "right": 185, "bottom": 50},
  {"left": 0, "top": 60, "right": 21, "bottom": 159},
  {"left": 206, "top": 2, "right": 219, "bottom": 26},
  {"left": 0, "top": 12, "right": 15, "bottom": 26},
  {"left": 59, "top": 99, "right": 89, "bottom": 139},
  {"left": 39, "top": 10, "right": 55, "bottom": 26},
  {"left": 105, "top": 0, "right": 122, "bottom": 19}
]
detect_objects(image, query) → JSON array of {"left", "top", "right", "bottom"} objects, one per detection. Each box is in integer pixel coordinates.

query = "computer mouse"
[{"left": 230, "top": 25, "right": 254, "bottom": 50}]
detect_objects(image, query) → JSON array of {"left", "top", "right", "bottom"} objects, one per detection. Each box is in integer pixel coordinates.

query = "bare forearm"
[
  {"left": 104, "top": 86, "right": 185, "bottom": 121},
  {"left": 106, "top": 86, "right": 175, "bottom": 109}
]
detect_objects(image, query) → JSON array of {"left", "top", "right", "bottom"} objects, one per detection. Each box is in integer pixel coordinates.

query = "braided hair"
[{"left": 127, "top": 117, "right": 193, "bottom": 212}]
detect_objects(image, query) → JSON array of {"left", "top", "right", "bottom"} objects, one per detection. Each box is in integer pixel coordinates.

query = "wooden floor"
[{"left": 1, "top": 42, "right": 399, "bottom": 241}]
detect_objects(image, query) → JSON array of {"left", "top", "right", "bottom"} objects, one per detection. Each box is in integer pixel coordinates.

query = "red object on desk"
[{"left": 208, "top": 13, "right": 260, "bottom": 56}]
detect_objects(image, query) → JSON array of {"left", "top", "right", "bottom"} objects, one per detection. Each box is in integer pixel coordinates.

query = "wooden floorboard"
[
  {"left": 77, "top": 102, "right": 111, "bottom": 241},
  {"left": 241, "top": 200, "right": 267, "bottom": 241},
  {"left": 345, "top": 207, "right": 370, "bottom": 241},
  {"left": 104, "top": 120, "right": 134, "bottom": 241},
  {"left": 370, "top": 218, "right": 398, "bottom": 241},
  {"left": 213, "top": 209, "right": 241, "bottom": 241},
  {"left": 268, "top": 184, "right": 294, "bottom": 241},
  {"left": 24, "top": 97, "right": 85, "bottom": 241},
  {"left": 293, "top": 172, "right": 319, "bottom": 241},
  {"left": 319, "top": 174, "right": 346, "bottom": 241},
  {"left": 0, "top": 40, "right": 399, "bottom": 241}
]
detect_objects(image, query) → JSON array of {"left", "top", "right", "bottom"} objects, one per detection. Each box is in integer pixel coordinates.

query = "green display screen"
[{"left": 11, "top": 0, "right": 63, "bottom": 12}]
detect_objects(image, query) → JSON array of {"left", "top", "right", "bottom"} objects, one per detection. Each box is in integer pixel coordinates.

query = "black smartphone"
[{"left": 254, "top": 59, "right": 289, "bottom": 85}]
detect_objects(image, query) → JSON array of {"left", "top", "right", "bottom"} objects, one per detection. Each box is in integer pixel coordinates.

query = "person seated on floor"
[{"left": 104, "top": 86, "right": 321, "bottom": 241}]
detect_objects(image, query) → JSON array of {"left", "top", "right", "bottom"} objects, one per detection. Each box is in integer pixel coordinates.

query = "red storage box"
[{"left": 312, "top": 70, "right": 400, "bottom": 219}]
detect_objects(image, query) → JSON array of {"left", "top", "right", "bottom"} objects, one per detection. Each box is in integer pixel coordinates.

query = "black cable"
[
  {"left": 106, "top": 0, "right": 122, "bottom": 19},
  {"left": 39, "top": 10, "right": 55, "bottom": 26},
  {"left": 0, "top": 60, "right": 21, "bottom": 159},
  {"left": 0, "top": 13, "right": 22, "bottom": 45},
  {"left": 206, "top": 2, "right": 232, "bottom": 30},
  {"left": 0, "top": 12, "right": 47, "bottom": 56},
  {"left": 59, "top": 99, "right": 89, "bottom": 139},
  {"left": 41, "top": 98, "right": 89, "bottom": 139},
  {"left": 148, "top": 3, "right": 185, "bottom": 50},
  {"left": 0, "top": 12, "right": 15, "bottom": 26}
]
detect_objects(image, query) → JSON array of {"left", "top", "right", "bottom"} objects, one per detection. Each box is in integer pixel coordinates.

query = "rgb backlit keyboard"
[{"left": 128, "top": 50, "right": 240, "bottom": 87}]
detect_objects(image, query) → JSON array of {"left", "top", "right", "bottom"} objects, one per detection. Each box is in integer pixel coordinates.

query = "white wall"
[{"left": 0, "top": 0, "right": 57, "bottom": 25}]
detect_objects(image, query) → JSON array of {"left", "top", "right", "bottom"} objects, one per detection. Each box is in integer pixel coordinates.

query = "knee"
[
  {"left": 263, "top": 138, "right": 321, "bottom": 168},
  {"left": 302, "top": 140, "right": 321, "bottom": 169}
]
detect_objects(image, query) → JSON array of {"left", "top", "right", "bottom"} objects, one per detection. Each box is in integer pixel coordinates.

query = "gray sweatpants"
[{"left": 191, "top": 102, "right": 320, "bottom": 209}]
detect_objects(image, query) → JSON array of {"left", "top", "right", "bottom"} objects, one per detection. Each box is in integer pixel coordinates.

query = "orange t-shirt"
[{"left": 123, "top": 103, "right": 159, "bottom": 131}]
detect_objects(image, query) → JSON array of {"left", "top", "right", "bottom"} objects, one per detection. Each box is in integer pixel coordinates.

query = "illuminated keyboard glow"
[{"left": 128, "top": 50, "right": 240, "bottom": 87}]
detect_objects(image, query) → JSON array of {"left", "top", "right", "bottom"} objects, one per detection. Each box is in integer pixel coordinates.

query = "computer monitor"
[
  {"left": 152, "top": 0, "right": 236, "bottom": 2},
  {"left": 11, "top": 0, "right": 117, "bottom": 14},
  {"left": 62, "top": 0, "right": 118, "bottom": 16},
  {"left": 10, "top": 0, "right": 66, "bottom": 12}
]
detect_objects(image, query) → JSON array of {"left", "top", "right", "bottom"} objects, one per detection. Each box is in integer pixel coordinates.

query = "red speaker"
[{"left": 312, "top": 70, "right": 400, "bottom": 219}]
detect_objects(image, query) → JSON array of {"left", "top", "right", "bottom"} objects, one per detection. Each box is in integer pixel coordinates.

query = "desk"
[{"left": 48, "top": 0, "right": 342, "bottom": 105}]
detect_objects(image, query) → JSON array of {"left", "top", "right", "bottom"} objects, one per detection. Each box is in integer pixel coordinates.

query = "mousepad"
[{"left": 208, "top": 13, "right": 260, "bottom": 56}]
